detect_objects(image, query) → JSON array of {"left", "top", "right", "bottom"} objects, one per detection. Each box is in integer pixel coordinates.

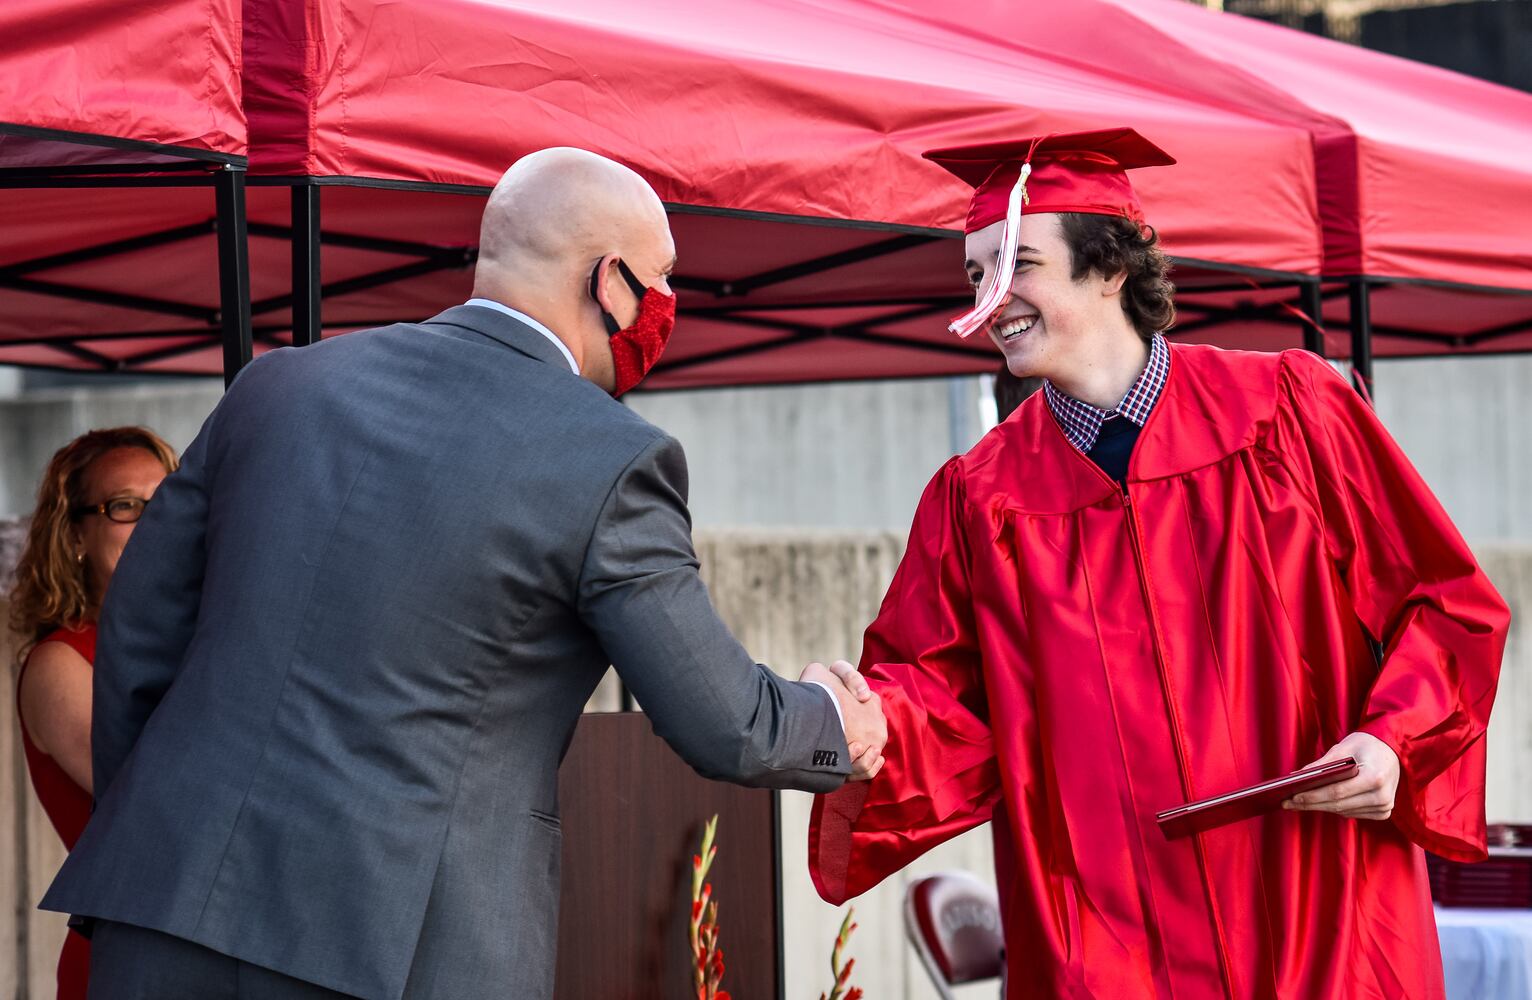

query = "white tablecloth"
[{"left": 1437, "top": 906, "right": 1532, "bottom": 1000}]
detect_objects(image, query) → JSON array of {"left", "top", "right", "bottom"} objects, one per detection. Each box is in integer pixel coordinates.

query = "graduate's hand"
[
  {"left": 801, "top": 661, "right": 886, "bottom": 781},
  {"left": 826, "top": 659, "right": 886, "bottom": 780},
  {"left": 1283, "top": 732, "right": 1400, "bottom": 821}
]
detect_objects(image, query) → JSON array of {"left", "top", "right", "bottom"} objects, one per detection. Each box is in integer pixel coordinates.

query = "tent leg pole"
[
  {"left": 215, "top": 165, "right": 252, "bottom": 388},
  {"left": 1300, "top": 279, "right": 1325, "bottom": 357},
  {"left": 291, "top": 182, "right": 322, "bottom": 347},
  {"left": 1348, "top": 278, "right": 1373, "bottom": 401}
]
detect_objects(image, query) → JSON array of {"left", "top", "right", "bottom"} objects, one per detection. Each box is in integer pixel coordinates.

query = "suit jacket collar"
[{"left": 424, "top": 304, "right": 577, "bottom": 373}]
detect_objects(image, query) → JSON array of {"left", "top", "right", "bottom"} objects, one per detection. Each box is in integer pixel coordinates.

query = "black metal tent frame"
[
  {"left": 0, "top": 123, "right": 254, "bottom": 386},
  {"left": 9, "top": 145, "right": 1529, "bottom": 717},
  {"left": 7, "top": 153, "right": 1532, "bottom": 392}
]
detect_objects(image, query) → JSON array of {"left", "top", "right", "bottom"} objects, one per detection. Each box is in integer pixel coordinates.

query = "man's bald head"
[
  {"left": 470, "top": 148, "right": 676, "bottom": 390},
  {"left": 476, "top": 147, "right": 667, "bottom": 276}
]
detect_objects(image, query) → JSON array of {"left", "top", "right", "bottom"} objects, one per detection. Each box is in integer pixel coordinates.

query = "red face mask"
[{"left": 592, "top": 259, "right": 676, "bottom": 397}]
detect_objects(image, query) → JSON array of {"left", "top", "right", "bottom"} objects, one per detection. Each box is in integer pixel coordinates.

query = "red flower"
[
  {"left": 820, "top": 907, "right": 862, "bottom": 1000},
  {"left": 689, "top": 816, "right": 726, "bottom": 1000}
]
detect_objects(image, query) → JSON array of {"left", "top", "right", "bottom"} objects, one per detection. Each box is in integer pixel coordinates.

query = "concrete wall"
[
  {"left": 0, "top": 381, "right": 221, "bottom": 519},
  {"left": 626, "top": 378, "right": 988, "bottom": 534},
  {"left": 1371, "top": 356, "right": 1532, "bottom": 543},
  {"left": 1476, "top": 547, "right": 1532, "bottom": 824}
]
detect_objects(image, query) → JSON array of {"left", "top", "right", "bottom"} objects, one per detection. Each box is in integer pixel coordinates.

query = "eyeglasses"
[{"left": 73, "top": 497, "right": 149, "bottom": 524}]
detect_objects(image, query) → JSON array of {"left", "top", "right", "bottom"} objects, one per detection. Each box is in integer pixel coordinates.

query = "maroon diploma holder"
[{"left": 1156, "top": 757, "right": 1359, "bottom": 840}]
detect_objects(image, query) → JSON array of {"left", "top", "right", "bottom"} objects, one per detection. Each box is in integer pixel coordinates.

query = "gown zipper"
[
  {"left": 1117, "top": 478, "right": 1236, "bottom": 999},
  {"left": 1119, "top": 484, "right": 1195, "bottom": 803}
]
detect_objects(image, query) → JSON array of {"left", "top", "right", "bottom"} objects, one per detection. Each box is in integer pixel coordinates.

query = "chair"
[{"left": 904, "top": 871, "right": 1006, "bottom": 999}]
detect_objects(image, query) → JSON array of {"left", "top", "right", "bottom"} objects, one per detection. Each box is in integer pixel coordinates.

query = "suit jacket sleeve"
[
  {"left": 1284, "top": 350, "right": 1508, "bottom": 861},
  {"left": 808, "top": 458, "right": 1000, "bottom": 904},
  {"left": 92, "top": 406, "right": 220, "bottom": 797},
  {"left": 577, "top": 433, "right": 850, "bottom": 792}
]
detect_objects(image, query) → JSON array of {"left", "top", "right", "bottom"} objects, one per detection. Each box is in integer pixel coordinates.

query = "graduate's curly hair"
[
  {"left": 1058, "top": 212, "right": 1176, "bottom": 342},
  {"left": 7, "top": 427, "right": 178, "bottom": 658}
]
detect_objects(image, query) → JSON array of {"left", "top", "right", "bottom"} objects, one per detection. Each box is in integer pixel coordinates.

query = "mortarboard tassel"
[{"left": 947, "top": 162, "right": 1030, "bottom": 339}]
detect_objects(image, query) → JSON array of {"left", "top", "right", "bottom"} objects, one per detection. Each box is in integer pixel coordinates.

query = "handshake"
[{"left": 800, "top": 660, "right": 887, "bottom": 781}]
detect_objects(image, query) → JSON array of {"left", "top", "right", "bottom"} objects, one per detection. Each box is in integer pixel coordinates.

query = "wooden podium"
[{"left": 554, "top": 712, "right": 783, "bottom": 999}]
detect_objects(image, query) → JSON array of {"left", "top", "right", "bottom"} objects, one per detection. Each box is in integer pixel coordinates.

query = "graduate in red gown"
[{"left": 809, "top": 128, "right": 1508, "bottom": 999}]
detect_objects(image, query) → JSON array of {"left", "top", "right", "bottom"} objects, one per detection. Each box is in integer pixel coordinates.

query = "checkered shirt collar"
[{"left": 1043, "top": 334, "right": 1170, "bottom": 453}]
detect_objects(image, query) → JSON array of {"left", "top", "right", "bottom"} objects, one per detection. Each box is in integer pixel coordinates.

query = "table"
[{"left": 1437, "top": 906, "right": 1532, "bottom": 999}]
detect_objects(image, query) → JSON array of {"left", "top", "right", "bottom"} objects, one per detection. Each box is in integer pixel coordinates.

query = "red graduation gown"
[{"left": 810, "top": 344, "right": 1507, "bottom": 999}]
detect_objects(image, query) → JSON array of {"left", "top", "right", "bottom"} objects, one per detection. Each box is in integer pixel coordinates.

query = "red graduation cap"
[
  {"left": 925, "top": 127, "right": 1176, "bottom": 233},
  {"left": 922, "top": 127, "right": 1175, "bottom": 337}
]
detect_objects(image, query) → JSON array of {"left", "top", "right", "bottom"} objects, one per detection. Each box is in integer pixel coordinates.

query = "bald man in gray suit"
[{"left": 43, "top": 149, "right": 887, "bottom": 1000}]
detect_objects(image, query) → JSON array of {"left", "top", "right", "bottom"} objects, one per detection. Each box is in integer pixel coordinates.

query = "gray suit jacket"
[{"left": 41, "top": 306, "right": 850, "bottom": 1000}]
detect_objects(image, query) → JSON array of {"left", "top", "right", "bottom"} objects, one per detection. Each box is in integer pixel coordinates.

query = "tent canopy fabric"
[
  {"left": 0, "top": 0, "right": 245, "bottom": 165},
  {"left": 1093, "top": 0, "right": 1532, "bottom": 290},
  {"left": 853, "top": 0, "right": 1532, "bottom": 359},
  {"left": 881, "top": 0, "right": 1532, "bottom": 292},
  {"left": 242, "top": 0, "right": 1321, "bottom": 274},
  {"left": 3, "top": 0, "right": 1530, "bottom": 379},
  {"left": 2, "top": 0, "right": 1328, "bottom": 378}
]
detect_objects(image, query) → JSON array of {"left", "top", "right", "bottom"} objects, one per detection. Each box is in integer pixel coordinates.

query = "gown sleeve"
[
  {"left": 1281, "top": 351, "right": 1509, "bottom": 861},
  {"left": 809, "top": 457, "right": 1001, "bottom": 903}
]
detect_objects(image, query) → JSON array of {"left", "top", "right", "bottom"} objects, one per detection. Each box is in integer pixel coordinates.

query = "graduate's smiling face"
[{"left": 964, "top": 213, "right": 1126, "bottom": 381}]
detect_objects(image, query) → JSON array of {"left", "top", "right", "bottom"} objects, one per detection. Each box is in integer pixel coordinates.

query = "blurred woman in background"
[{"left": 8, "top": 427, "right": 177, "bottom": 1000}]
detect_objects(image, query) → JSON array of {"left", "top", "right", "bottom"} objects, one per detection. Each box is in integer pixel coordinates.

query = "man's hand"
[
  {"left": 800, "top": 660, "right": 886, "bottom": 781},
  {"left": 1283, "top": 731, "right": 1400, "bottom": 820}
]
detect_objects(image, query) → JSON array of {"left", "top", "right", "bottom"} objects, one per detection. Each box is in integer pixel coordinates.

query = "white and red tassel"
[{"left": 947, "top": 162, "right": 1030, "bottom": 339}]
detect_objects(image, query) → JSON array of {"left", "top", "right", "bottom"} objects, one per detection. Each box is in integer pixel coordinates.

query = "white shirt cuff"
[{"left": 806, "top": 680, "right": 845, "bottom": 732}]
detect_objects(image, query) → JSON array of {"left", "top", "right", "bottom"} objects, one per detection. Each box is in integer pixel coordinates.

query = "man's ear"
[{"left": 591, "top": 254, "right": 621, "bottom": 315}]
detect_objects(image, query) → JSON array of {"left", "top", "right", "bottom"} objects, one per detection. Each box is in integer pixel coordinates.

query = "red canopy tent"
[
  {"left": 15, "top": 1, "right": 1527, "bottom": 386},
  {"left": 0, "top": 0, "right": 254, "bottom": 379},
  {"left": 877, "top": 0, "right": 1532, "bottom": 379},
  {"left": 0, "top": 0, "right": 1326, "bottom": 385}
]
